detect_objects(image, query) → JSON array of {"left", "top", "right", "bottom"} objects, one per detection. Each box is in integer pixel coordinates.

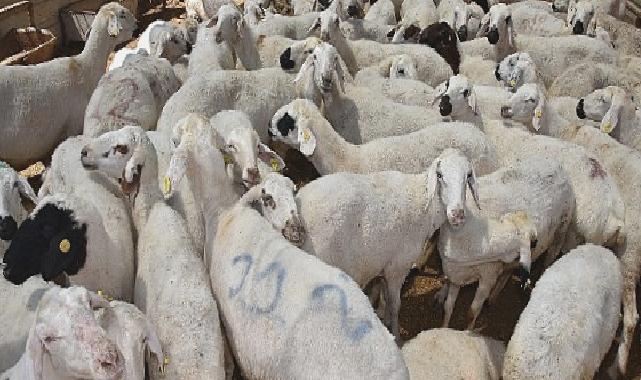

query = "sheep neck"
[
  {"left": 306, "top": 105, "right": 359, "bottom": 174},
  {"left": 78, "top": 16, "right": 120, "bottom": 85},
  {"left": 235, "top": 25, "right": 262, "bottom": 70},
  {"left": 330, "top": 31, "right": 358, "bottom": 76},
  {"left": 131, "top": 143, "right": 163, "bottom": 230}
]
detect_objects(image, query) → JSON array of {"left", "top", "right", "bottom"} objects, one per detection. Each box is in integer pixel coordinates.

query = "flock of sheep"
[{"left": 0, "top": 0, "right": 640, "bottom": 377}]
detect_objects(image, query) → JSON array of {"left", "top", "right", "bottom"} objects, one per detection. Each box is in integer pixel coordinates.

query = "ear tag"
[
  {"left": 59, "top": 239, "right": 71, "bottom": 254},
  {"left": 601, "top": 121, "right": 614, "bottom": 134},
  {"left": 509, "top": 79, "right": 516, "bottom": 87},
  {"left": 162, "top": 176, "right": 172, "bottom": 195},
  {"left": 97, "top": 290, "right": 103, "bottom": 296},
  {"left": 302, "top": 129, "right": 311, "bottom": 142},
  {"left": 223, "top": 154, "right": 233, "bottom": 165},
  {"left": 270, "top": 158, "right": 280, "bottom": 171},
  {"left": 535, "top": 109, "right": 542, "bottom": 118},
  {"left": 164, "top": 357, "right": 170, "bottom": 366}
]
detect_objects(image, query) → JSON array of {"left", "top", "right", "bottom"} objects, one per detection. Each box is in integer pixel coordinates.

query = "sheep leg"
[
  {"left": 466, "top": 269, "right": 499, "bottom": 330},
  {"left": 383, "top": 270, "right": 406, "bottom": 342},
  {"left": 434, "top": 282, "right": 449, "bottom": 305},
  {"left": 613, "top": 276, "right": 639, "bottom": 376},
  {"left": 488, "top": 269, "right": 511, "bottom": 305},
  {"left": 441, "top": 283, "right": 460, "bottom": 328}
]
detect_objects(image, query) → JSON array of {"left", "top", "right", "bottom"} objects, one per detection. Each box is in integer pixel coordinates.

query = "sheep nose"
[
  {"left": 246, "top": 168, "right": 260, "bottom": 185},
  {"left": 0, "top": 216, "right": 18, "bottom": 241},
  {"left": 457, "top": 25, "right": 468, "bottom": 41},
  {"left": 80, "top": 148, "right": 88, "bottom": 157},
  {"left": 487, "top": 28, "right": 499, "bottom": 44},
  {"left": 494, "top": 65, "right": 501, "bottom": 81},
  {"left": 500, "top": 105, "right": 513, "bottom": 118},
  {"left": 439, "top": 95, "right": 452, "bottom": 116},
  {"left": 283, "top": 215, "right": 306, "bottom": 247},
  {"left": 449, "top": 208, "right": 466, "bottom": 226},
  {"left": 347, "top": 5, "right": 359, "bottom": 16},
  {"left": 576, "top": 99, "right": 586, "bottom": 119},
  {"left": 530, "top": 239, "right": 538, "bottom": 249},
  {"left": 573, "top": 20, "right": 584, "bottom": 34}
]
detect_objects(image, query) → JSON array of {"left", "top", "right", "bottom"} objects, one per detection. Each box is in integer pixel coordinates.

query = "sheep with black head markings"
[
  {"left": 269, "top": 99, "right": 498, "bottom": 176},
  {"left": 0, "top": 162, "right": 37, "bottom": 256},
  {"left": 80, "top": 125, "right": 226, "bottom": 380},
  {"left": 495, "top": 52, "right": 546, "bottom": 93},
  {"left": 164, "top": 117, "right": 409, "bottom": 379}
]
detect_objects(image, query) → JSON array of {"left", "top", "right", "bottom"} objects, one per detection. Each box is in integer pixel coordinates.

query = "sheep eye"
[
  {"left": 114, "top": 145, "right": 129, "bottom": 154},
  {"left": 226, "top": 144, "right": 237, "bottom": 152},
  {"left": 463, "top": 89, "right": 469, "bottom": 97},
  {"left": 436, "top": 171, "right": 443, "bottom": 179},
  {"left": 467, "top": 172, "right": 472, "bottom": 179},
  {"left": 43, "top": 336, "right": 58, "bottom": 343},
  {"left": 102, "top": 151, "right": 109, "bottom": 158}
]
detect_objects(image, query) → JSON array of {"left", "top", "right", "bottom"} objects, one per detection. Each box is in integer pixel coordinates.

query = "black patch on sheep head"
[
  {"left": 0, "top": 216, "right": 17, "bottom": 241},
  {"left": 403, "top": 24, "right": 421, "bottom": 41},
  {"left": 277, "top": 112, "right": 296, "bottom": 137},
  {"left": 3, "top": 204, "right": 88, "bottom": 285},
  {"left": 494, "top": 64, "right": 501, "bottom": 81},
  {"left": 472, "top": 0, "right": 489, "bottom": 13},
  {"left": 457, "top": 25, "right": 468, "bottom": 42},
  {"left": 417, "top": 22, "right": 461, "bottom": 74},
  {"left": 280, "top": 47, "right": 295, "bottom": 71},
  {"left": 487, "top": 27, "right": 499, "bottom": 44},
  {"left": 439, "top": 95, "right": 453, "bottom": 116},
  {"left": 576, "top": 99, "right": 586, "bottom": 119},
  {"left": 572, "top": 20, "right": 584, "bottom": 35}
]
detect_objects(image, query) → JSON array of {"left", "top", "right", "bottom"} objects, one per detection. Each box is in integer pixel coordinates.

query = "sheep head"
[
  {"left": 500, "top": 83, "right": 546, "bottom": 131},
  {"left": 378, "top": 54, "right": 418, "bottom": 80},
  {"left": 309, "top": 6, "right": 341, "bottom": 42},
  {"left": 150, "top": 27, "right": 190, "bottom": 63},
  {"left": 417, "top": 22, "right": 460, "bottom": 74},
  {"left": 477, "top": 4, "right": 513, "bottom": 49},
  {"left": 496, "top": 52, "right": 536, "bottom": 92},
  {"left": 28, "top": 287, "right": 123, "bottom": 379},
  {"left": 269, "top": 99, "right": 319, "bottom": 157},
  {"left": 0, "top": 164, "right": 37, "bottom": 241},
  {"left": 3, "top": 196, "right": 88, "bottom": 285},
  {"left": 100, "top": 3, "right": 136, "bottom": 44},
  {"left": 426, "top": 149, "right": 479, "bottom": 228},
  {"left": 433, "top": 74, "right": 478, "bottom": 118},
  {"left": 294, "top": 43, "right": 346, "bottom": 106},
  {"left": 567, "top": 0, "right": 596, "bottom": 35},
  {"left": 279, "top": 37, "right": 322, "bottom": 71},
  {"left": 577, "top": 86, "right": 632, "bottom": 134},
  {"left": 213, "top": 4, "right": 245, "bottom": 44}
]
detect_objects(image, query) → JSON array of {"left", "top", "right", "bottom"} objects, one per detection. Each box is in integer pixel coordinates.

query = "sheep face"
[
  {"left": 31, "top": 287, "right": 124, "bottom": 379},
  {"left": 496, "top": 53, "right": 535, "bottom": 92},
  {"left": 0, "top": 164, "right": 36, "bottom": 242},
  {"left": 213, "top": 4, "right": 244, "bottom": 44},
  {"left": 500, "top": 83, "right": 546, "bottom": 131},
  {"left": 478, "top": 4, "right": 512, "bottom": 46},
  {"left": 390, "top": 23, "right": 421, "bottom": 43},
  {"left": 258, "top": 173, "right": 306, "bottom": 247},
  {"left": 220, "top": 126, "right": 262, "bottom": 187},
  {"left": 100, "top": 3, "right": 136, "bottom": 45},
  {"left": 567, "top": 0, "right": 595, "bottom": 35},
  {"left": 452, "top": 6, "right": 471, "bottom": 42},
  {"left": 434, "top": 75, "right": 477, "bottom": 118},
  {"left": 279, "top": 37, "right": 322, "bottom": 71},
  {"left": 552, "top": 0, "right": 569, "bottom": 12},
  {"left": 181, "top": 17, "right": 199, "bottom": 46},
  {"left": 243, "top": 0, "right": 265, "bottom": 25},
  {"left": 269, "top": 100, "right": 318, "bottom": 157},
  {"left": 151, "top": 28, "right": 190, "bottom": 63},
  {"left": 386, "top": 54, "right": 418, "bottom": 80},
  {"left": 3, "top": 201, "right": 88, "bottom": 285},
  {"left": 430, "top": 149, "right": 479, "bottom": 228},
  {"left": 417, "top": 22, "right": 460, "bottom": 74},
  {"left": 302, "top": 43, "right": 344, "bottom": 94},
  {"left": 578, "top": 87, "right": 630, "bottom": 133},
  {"left": 309, "top": 8, "right": 341, "bottom": 42}
]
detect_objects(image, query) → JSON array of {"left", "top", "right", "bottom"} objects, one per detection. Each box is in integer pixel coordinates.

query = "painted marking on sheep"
[
  {"left": 311, "top": 284, "right": 373, "bottom": 342},
  {"left": 229, "top": 253, "right": 286, "bottom": 315},
  {"left": 588, "top": 158, "right": 607, "bottom": 179}
]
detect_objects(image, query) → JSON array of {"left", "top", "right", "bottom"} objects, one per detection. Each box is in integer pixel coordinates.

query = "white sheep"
[
  {"left": 107, "top": 46, "right": 148, "bottom": 71},
  {"left": 494, "top": 52, "right": 545, "bottom": 92},
  {"left": 95, "top": 300, "right": 164, "bottom": 380},
  {"left": 259, "top": 35, "right": 323, "bottom": 72},
  {"left": 594, "top": 13, "right": 641, "bottom": 57},
  {"left": 0, "top": 162, "right": 37, "bottom": 256},
  {"left": 0, "top": 2, "right": 136, "bottom": 169},
  {"left": 437, "top": 0, "right": 485, "bottom": 41},
  {"left": 84, "top": 55, "right": 181, "bottom": 137},
  {"left": 295, "top": 43, "right": 444, "bottom": 143},
  {"left": 1, "top": 287, "right": 124, "bottom": 380},
  {"left": 252, "top": 12, "right": 321, "bottom": 40},
  {"left": 80, "top": 125, "right": 227, "bottom": 379},
  {"left": 165, "top": 118, "right": 409, "bottom": 378},
  {"left": 563, "top": 125, "right": 641, "bottom": 376},
  {"left": 294, "top": 149, "right": 480, "bottom": 339},
  {"left": 364, "top": 0, "right": 396, "bottom": 25},
  {"left": 212, "top": 4, "right": 262, "bottom": 70},
  {"left": 188, "top": 20, "right": 236, "bottom": 76},
  {"left": 439, "top": 157, "right": 575, "bottom": 329},
  {"left": 577, "top": 86, "right": 641, "bottom": 152},
  {"left": 269, "top": 99, "right": 498, "bottom": 176},
  {"left": 503, "top": 244, "right": 622, "bottom": 380},
  {"left": 402, "top": 328, "right": 505, "bottom": 380},
  {"left": 137, "top": 19, "right": 198, "bottom": 55},
  {"left": 549, "top": 62, "right": 641, "bottom": 102},
  {"left": 509, "top": 0, "right": 569, "bottom": 36}
]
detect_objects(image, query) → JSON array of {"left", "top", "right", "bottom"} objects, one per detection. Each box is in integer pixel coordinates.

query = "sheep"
[
  {"left": 503, "top": 244, "right": 622, "bottom": 380},
  {"left": 156, "top": 68, "right": 298, "bottom": 141},
  {"left": 495, "top": 52, "right": 546, "bottom": 92},
  {"left": 262, "top": 36, "right": 325, "bottom": 72},
  {"left": 252, "top": 12, "right": 321, "bottom": 40},
  {"left": 509, "top": 0, "right": 569, "bottom": 36},
  {"left": 338, "top": 18, "right": 396, "bottom": 42},
  {"left": 84, "top": 55, "right": 181, "bottom": 137},
  {"left": 212, "top": 4, "right": 262, "bottom": 70},
  {"left": 107, "top": 46, "right": 148, "bottom": 71},
  {"left": 79, "top": 125, "right": 227, "bottom": 380},
  {"left": 0, "top": 162, "right": 37, "bottom": 256},
  {"left": 437, "top": 0, "right": 485, "bottom": 41},
  {"left": 165, "top": 118, "right": 409, "bottom": 378},
  {"left": 391, "top": 0, "right": 438, "bottom": 42},
  {"left": 269, "top": 99, "right": 498, "bottom": 176},
  {"left": 439, "top": 157, "right": 575, "bottom": 329},
  {"left": 0, "top": 2, "right": 136, "bottom": 169},
  {"left": 309, "top": 7, "right": 453, "bottom": 84},
  {"left": 562, "top": 125, "right": 641, "bottom": 376},
  {"left": 188, "top": 20, "right": 236, "bottom": 76},
  {"left": 438, "top": 210, "right": 538, "bottom": 329},
  {"left": 142, "top": 23, "right": 192, "bottom": 64},
  {"left": 416, "top": 22, "right": 462, "bottom": 74},
  {"left": 295, "top": 43, "right": 445, "bottom": 144},
  {"left": 402, "top": 329, "right": 505, "bottom": 380},
  {"left": 576, "top": 86, "right": 641, "bottom": 153},
  {"left": 186, "top": 0, "right": 224, "bottom": 21},
  {"left": 475, "top": 4, "right": 618, "bottom": 86},
  {"left": 292, "top": 149, "right": 480, "bottom": 339},
  {"left": 483, "top": 120, "right": 625, "bottom": 251},
  {"left": 94, "top": 300, "right": 164, "bottom": 380},
  {"left": 0, "top": 277, "right": 53, "bottom": 373},
  {"left": 138, "top": 19, "right": 198, "bottom": 56},
  {"left": 550, "top": 63, "right": 641, "bottom": 105},
  {"left": 594, "top": 13, "right": 641, "bottom": 56},
  {"left": 364, "top": 0, "right": 396, "bottom": 25},
  {"left": 1, "top": 287, "right": 124, "bottom": 380}
]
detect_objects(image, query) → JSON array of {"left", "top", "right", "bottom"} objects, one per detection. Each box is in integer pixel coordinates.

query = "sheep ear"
[
  {"left": 17, "top": 175, "right": 38, "bottom": 204},
  {"left": 144, "top": 319, "right": 165, "bottom": 374},
  {"left": 236, "top": 18, "right": 245, "bottom": 39},
  {"left": 107, "top": 11, "right": 122, "bottom": 37},
  {"left": 121, "top": 146, "right": 145, "bottom": 196},
  {"left": 298, "top": 125, "right": 316, "bottom": 156},
  {"left": 467, "top": 88, "right": 478, "bottom": 115},
  {"left": 587, "top": 16, "right": 597, "bottom": 36},
  {"left": 426, "top": 159, "right": 440, "bottom": 208},
  {"left": 258, "top": 144, "right": 286, "bottom": 172},
  {"left": 308, "top": 18, "right": 321, "bottom": 34},
  {"left": 294, "top": 54, "right": 314, "bottom": 83},
  {"left": 601, "top": 89, "right": 625, "bottom": 134},
  {"left": 431, "top": 81, "right": 447, "bottom": 106},
  {"left": 506, "top": 16, "right": 514, "bottom": 47},
  {"left": 476, "top": 13, "right": 490, "bottom": 37},
  {"left": 164, "top": 139, "right": 189, "bottom": 198},
  {"left": 467, "top": 167, "right": 480, "bottom": 209},
  {"left": 532, "top": 90, "right": 546, "bottom": 131}
]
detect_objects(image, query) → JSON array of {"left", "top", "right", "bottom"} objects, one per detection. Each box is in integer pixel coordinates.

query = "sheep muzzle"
[{"left": 487, "top": 27, "right": 499, "bottom": 44}]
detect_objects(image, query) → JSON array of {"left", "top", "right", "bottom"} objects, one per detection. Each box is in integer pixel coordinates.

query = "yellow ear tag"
[
  {"left": 164, "top": 357, "right": 170, "bottom": 366},
  {"left": 509, "top": 79, "right": 516, "bottom": 87},
  {"left": 223, "top": 154, "right": 233, "bottom": 165},
  {"left": 535, "top": 109, "right": 542, "bottom": 118},
  {"left": 302, "top": 129, "right": 311, "bottom": 142},
  {"left": 97, "top": 290, "right": 103, "bottom": 296},
  {"left": 59, "top": 239, "right": 71, "bottom": 253},
  {"left": 270, "top": 158, "right": 280, "bottom": 171},
  {"left": 601, "top": 122, "right": 614, "bottom": 134},
  {"left": 162, "top": 176, "right": 172, "bottom": 195}
]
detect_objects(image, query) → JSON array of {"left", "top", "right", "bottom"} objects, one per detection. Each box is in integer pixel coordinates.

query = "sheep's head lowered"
[
  {"left": 500, "top": 83, "right": 547, "bottom": 131},
  {"left": 378, "top": 54, "right": 419, "bottom": 80},
  {"left": 433, "top": 74, "right": 478, "bottom": 118},
  {"left": 294, "top": 43, "right": 346, "bottom": 106},
  {"left": 495, "top": 52, "right": 537, "bottom": 92},
  {"left": 577, "top": 87, "right": 635, "bottom": 134},
  {"left": 26, "top": 287, "right": 124, "bottom": 379},
  {"left": 0, "top": 162, "right": 37, "bottom": 242}
]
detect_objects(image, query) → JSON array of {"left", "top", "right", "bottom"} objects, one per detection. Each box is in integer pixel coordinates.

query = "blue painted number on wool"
[
  {"left": 312, "top": 284, "right": 373, "bottom": 342},
  {"left": 229, "top": 253, "right": 286, "bottom": 315}
]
